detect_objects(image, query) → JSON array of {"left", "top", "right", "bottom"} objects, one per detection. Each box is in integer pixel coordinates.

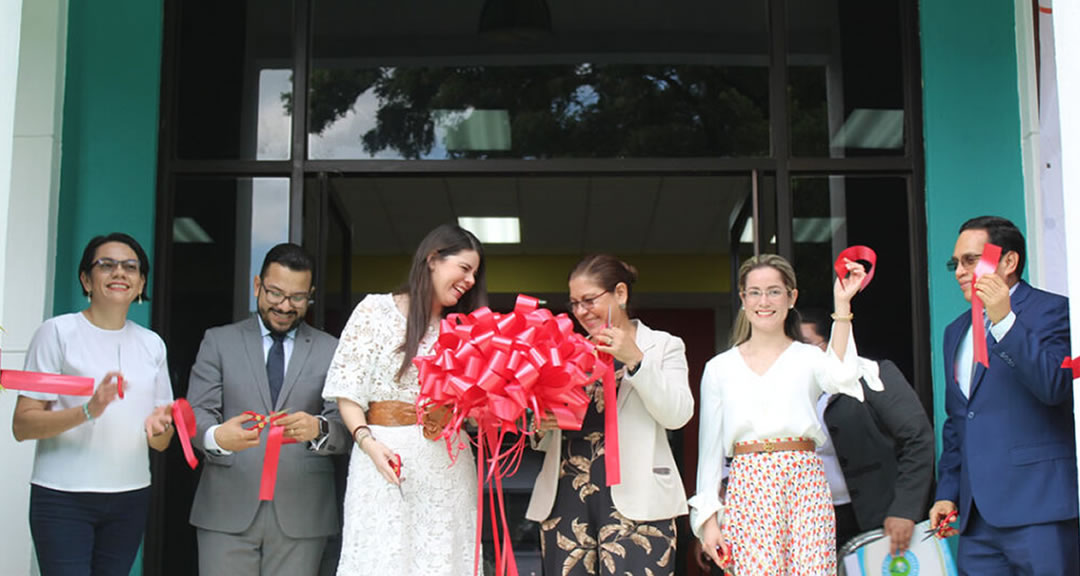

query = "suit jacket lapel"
[
  {"left": 278, "top": 323, "right": 312, "bottom": 409},
  {"left": 243, "top": 316, "right": 274, "bottom": 413}
]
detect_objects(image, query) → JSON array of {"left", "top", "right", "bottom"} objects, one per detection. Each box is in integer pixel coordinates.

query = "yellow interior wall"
[{"left": 342, "top": 253, "right": 732, "bottom": 294}]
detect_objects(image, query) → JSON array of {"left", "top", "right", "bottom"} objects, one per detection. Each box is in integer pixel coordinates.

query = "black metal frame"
[{"left": 149, "top": 0, "right": 930, "bottom": 572}]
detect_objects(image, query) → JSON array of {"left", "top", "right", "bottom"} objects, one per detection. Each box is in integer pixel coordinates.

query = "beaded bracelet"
[
  {"left": 830, "top": 312, "right": 854, "bottom": 322},
  {"left": 82, "top": 402, "right": 93, "bottom": 421}
]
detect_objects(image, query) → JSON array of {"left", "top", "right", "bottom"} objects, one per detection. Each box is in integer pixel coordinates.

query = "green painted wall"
[
  {"left": 920, "top": 0, "right": 1027, "bottom": 459},
  {"left": 55, "top": 0, "right": 164, "bottom": 330}
]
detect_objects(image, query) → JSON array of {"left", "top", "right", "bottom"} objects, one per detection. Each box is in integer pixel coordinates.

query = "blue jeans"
[{"left": 30, "top": 484, "right": 150, "bottom": 576}]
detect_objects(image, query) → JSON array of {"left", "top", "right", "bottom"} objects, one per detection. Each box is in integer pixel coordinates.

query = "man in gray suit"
[{"left": 188, "top": 243, "right": 348, "bottom": 576}]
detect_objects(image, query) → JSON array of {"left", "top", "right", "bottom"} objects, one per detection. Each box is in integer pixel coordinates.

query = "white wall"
[
  {"left": 1, "top": 0, "right": 67, "bottom": 573},
  {"left": 1049, "top": 0, "right": 1080, "bottom": 513}
]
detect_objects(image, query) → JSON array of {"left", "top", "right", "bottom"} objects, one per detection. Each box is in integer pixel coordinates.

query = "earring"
[
  {"left": 618, "top": 302, "right": 626, "bottom": 310},
  {"left": 138, "top": 294, "right": 143, "bottom": 305},
  {"left": 86, "top": 293, "right": 91, "bottom": 303}
]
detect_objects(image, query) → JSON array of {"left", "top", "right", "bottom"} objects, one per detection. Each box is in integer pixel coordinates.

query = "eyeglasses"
[
  {"left": 946, "top": 253, "right": 981, "bottom": 273},
  {"left": 566, "top": 290, "right": 608, "bottom": 313},
  {"left": 93, "top": 258, "right": 140, "bottom": 274},
  {"left": 260, "top": 281, "right": 312, "bottom": 306},
  {"left": 741, "top": 287, "right": 789, "bottom": 301}
]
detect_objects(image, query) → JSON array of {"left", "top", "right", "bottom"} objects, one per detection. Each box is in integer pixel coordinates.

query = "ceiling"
[{"left": 330, "top": 175, "right": 752, "bottom": 256}]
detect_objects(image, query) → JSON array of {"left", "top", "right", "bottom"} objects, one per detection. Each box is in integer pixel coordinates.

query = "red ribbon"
[
  {"left": 242, "top": 410, "right": 297, "bottom": 501},
  {"left": 172, "top": 398, "right": 199, "bottom": 469},
  {"left": 413, "top": 294, "right": 608, "bottom": 576},
  {"left": 834, "top": 245, "right": 877, "bottom": 291},
  {"left": 1, "top": 346, "right": 94, "bottom": 395},
  {"left": 1062, "top": 357, "right": 1080, "bottom": 380},
  {"left": 971, "top": 243, "right": 1002, "bottom": 368}
]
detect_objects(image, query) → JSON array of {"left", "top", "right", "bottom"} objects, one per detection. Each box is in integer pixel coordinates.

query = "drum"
[{"left": 838, "top": 520, "right": 957, "bottom": 576}]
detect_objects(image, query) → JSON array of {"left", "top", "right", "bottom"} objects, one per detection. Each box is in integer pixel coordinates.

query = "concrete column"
[{"left": 0, "top": 0, "right": 68, "bottom": 573}]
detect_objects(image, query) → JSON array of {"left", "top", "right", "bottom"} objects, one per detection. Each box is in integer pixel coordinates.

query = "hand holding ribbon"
[
  {"left": 172, "top": 398, "right": 199, "bottom": 469},
  {"left": 971, "top": 243, "right": 1003, "bottom": 368}
]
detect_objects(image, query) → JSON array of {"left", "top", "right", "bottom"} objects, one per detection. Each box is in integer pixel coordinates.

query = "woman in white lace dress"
[{"left": 323, "top": 224, "right": 488, "bottom": 575}]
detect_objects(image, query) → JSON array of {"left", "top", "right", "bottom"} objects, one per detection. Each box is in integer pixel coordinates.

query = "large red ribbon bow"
[
  {"left": 413, "top": 294, "right": 612, "bottom": 576},
  {"left": 971, "top": 243, "right": 1002, "bottom": 368}
]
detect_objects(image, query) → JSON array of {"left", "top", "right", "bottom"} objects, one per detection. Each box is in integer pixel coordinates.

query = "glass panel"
[
  {"left": 790, "top": 175, "right": 914, "bottom": 380},
  {"left": 312, "top": 172, "right": 749, "bottom": 569},
  {"left": 309, "top": 1, "right": 770, "bottom": 159},
  {"left": 175, "top": 0, "right": 293, "bottom": 160},
  {"left": 788, "top": 0, "right": 906, "bottom": 157},
  {"left": 162, "top": 175, "right": 289, "bottom": 576}
]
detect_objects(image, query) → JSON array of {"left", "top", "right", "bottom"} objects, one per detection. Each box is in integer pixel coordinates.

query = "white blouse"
[{"left": 688, "top": 331, "right": 880, "bottom": 537}]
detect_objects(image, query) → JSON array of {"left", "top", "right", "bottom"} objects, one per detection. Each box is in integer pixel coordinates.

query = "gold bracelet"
[{"left": 831, "top": 312, "right": 854, "bottom": 322}]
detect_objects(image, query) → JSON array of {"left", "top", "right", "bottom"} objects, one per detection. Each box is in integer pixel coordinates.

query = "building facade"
[{"left": 0, "top": 0, "right": 1070, "bottom": 574}]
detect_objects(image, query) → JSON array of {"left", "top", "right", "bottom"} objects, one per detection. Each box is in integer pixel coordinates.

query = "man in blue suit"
[{"left": 930, "top": 216, "right": 1078, "bottom": 574}]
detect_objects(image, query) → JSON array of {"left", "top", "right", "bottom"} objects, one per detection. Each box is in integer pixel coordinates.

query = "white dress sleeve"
[
  {"left": 813, "top": 322, "right": 879, "bottom": 400},
  {"left": 688, "top": 358, "right": 728, "bottom": 538},
  {"left": 322, "top": 296, "right": 383, "bottom": 411}
]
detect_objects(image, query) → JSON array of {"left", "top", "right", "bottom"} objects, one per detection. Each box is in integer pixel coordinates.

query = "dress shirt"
[
  {"left": 816, "top": 393, "right": 852, "bottom": 506},
  {"left": 954, "top": 284, "right": 1018, "bottom": 398}
]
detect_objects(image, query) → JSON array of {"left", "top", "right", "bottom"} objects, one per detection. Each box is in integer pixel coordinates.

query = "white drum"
[{"left": 838, "top": 520, "right": 957, "bottom": 576}]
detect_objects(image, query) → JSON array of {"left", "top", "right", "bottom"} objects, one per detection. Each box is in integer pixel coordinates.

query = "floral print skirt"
[
  {"left": 539, "top": 431, "right": 677, "bottom": 576},
  {"left": 725, "top": 448, "right": 836, "bottom": 575}
]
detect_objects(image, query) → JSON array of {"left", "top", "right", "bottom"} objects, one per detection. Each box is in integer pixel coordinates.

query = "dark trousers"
[
  {"left": 959, "top": 500, "right": 1080, "bottom": 576},
  {"left": 30, "top": 484, "right": 150, "bottom": 576}
]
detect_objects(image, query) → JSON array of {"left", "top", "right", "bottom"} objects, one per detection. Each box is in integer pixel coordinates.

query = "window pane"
[
  {"left": 175, "top": 0, "right": 293, "bottom": 160},
  {"left": 309, "top": 1, "right": 770, "bottom": 159},
  {"left": 788, "top": 0, "right": 906, "bottom": 157},
  {"left": 790, "top": 175, "right": 914, "bottom": 379}
]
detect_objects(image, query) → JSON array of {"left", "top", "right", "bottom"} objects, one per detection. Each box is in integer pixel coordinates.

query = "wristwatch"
[{"left": 316, "top": 416, "right": 329, "bottom": 441}]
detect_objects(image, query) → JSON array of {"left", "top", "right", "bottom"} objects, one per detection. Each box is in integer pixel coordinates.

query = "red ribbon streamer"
[
  {"left": 413, "top": 294, "right": 609, "bottom": 576},
  {"left": 117, "top": 375, "right": 124, "bottom": 399},
  {"left": 833, "top": 245, "right": 877, "bottom": 291},
  {"left": 243, "top": 410, "right": 297, "bottom": 501},
  {"left": 1, "top": 347, "right": 94, "bottom": 395},
  {"left": 971, "top": 243, "right": 1002, "bottom": 368},
  {"left": 172, "top": 398, "right": 199, "bottom": 470},
  {"left": 1062, "top": 357, "right": 1080, "bottom": 380}
]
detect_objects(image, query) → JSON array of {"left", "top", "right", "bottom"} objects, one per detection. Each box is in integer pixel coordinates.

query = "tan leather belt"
[
  {"left": 366, "top": 401, "right": 450, "bottom": 441},
  {"left": 733, "top": 438, "right": 815, "bottom": 455}
]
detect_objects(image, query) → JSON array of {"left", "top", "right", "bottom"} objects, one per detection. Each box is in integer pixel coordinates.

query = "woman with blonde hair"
[{"left": 690, "top": 253, "right": 872, "bottom": 574}]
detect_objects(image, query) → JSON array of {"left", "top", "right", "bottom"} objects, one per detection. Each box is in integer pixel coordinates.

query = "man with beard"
[{"left": 188, "top": 243, "right": 349, "bottom": 576}]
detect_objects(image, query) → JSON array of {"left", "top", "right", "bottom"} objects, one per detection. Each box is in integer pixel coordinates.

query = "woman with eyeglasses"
[
  {"left": 526, "top": 253, "right": 693, "bottom": 576},
  {"left": 689, "top": 254, "right": 871, "bottom": 575},
  {"left": 322, "top": 224, "right": 487, "bottom": 575},
  {"left": 12, "top": 232, "right": 174, "bottom": 576}
]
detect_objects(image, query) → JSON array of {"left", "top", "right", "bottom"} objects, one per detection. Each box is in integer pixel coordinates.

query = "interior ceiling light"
[{"left": 458, "top": 217, "right": 521, "bottom": 244}]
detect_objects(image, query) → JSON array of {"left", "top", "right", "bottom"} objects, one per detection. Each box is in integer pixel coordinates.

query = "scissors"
[
  {"left": 715, "top": 544, "right": 736, "bottom": 575},
  {"left": 389, "top": 453, "right": 404, "bottom": 498},
  {"left": 923, "top": 510, "right": 959, "bottom": 541}
]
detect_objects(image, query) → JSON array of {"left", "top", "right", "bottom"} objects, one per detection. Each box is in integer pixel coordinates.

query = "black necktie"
[{"left": 267, "top": 333, "right": 285, "bottom": 406}]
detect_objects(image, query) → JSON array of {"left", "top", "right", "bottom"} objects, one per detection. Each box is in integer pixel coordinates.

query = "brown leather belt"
[
  {"left": 733, "top": 438, "right": 815, "bottom": 456},
  {"left": 366, "top": 401, "right": 450, "bottom": 441}
]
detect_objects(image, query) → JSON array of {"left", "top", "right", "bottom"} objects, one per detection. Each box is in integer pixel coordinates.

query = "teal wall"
[
  {"left": 920, "top": 0, "right": 1028, "bottom": 460},
  {"left": 55, "top": 0, "right": 164, "bottom": 329}
]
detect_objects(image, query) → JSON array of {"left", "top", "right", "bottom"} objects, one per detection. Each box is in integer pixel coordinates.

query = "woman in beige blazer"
[{"left": 526, "top": 253, "right": 694, "bottom": 576}]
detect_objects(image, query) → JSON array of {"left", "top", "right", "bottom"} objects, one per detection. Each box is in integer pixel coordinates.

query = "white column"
[
  {"left": 1050, "top": 0, "right": 1080, "bottom": 509},
  {"left": 0, "top": 0, "right": 67, "bottom": 574}
]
